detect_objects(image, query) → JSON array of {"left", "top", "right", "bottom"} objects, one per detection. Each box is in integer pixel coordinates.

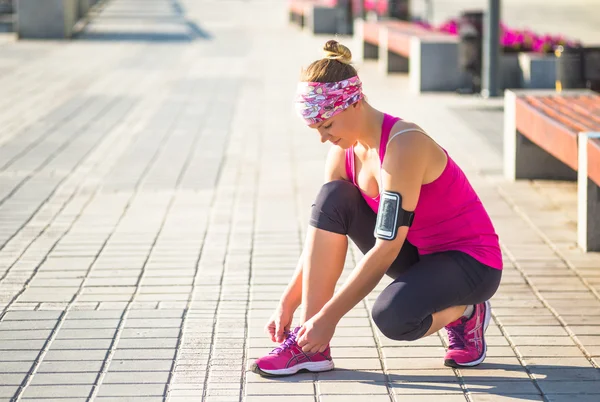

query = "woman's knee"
[
  {"left": 371, "top": 296, "right": 430, "bottom": 342},
  {"left": 310, "top": 180, "right": 361, "bottom": 234}
]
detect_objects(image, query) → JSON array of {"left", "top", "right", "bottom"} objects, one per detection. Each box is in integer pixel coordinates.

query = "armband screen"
[{"left": 374, "top": 191, "right": 415, "bottom": 240}]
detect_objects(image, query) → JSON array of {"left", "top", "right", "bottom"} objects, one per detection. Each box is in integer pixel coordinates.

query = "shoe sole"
[
  {"left": 252, "top": 360, "right": 334, "bottom": 377},
  {"left": 444, "top": 300, "right": 492, "bottom": 368}
]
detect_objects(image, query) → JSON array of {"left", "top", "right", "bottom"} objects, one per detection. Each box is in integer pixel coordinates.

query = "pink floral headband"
[{"left": 294, "top": 76, "right": 363, "bottom": 125}]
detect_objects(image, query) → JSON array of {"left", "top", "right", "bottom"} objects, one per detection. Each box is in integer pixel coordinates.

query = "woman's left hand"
[{"left": 297, "top": 313, "right": 337, "bottom": 354}]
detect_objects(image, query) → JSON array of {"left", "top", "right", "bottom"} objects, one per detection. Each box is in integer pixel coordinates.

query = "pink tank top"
[{"left": 345, "top": 114, "right": 502, "bottom": 270}]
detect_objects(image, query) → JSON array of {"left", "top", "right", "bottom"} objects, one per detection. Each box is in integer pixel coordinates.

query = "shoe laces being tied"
[
  {"left": 271, "top": 330, "right": 298, "bottom": 354},
  {"left": 447, "top": 322, "right": 466, "bottom": 350}
]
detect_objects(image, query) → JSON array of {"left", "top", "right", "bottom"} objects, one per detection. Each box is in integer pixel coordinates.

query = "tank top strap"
[
  {"left": 379, "top": 113, "right": 402, "bottom": 164},
  {"left": 345, "top": 146, "right": 355, "bottom": 184}
]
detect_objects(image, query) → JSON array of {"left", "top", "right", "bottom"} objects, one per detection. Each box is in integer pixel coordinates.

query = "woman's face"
[{"left": 309, "top": 102, "right": 361, "bottom": 149}]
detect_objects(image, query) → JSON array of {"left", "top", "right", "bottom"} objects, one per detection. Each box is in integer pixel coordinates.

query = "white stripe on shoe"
[
  {"left": 456, "top": 300, "right": 492, "bottom": 367},
  {"left": 258, "top": 360, "right": 334, "bottom": 376}
]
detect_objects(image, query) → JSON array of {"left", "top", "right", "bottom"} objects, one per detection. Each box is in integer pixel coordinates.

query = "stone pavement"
[{"left": 0, "top": 0, "right": 599, "bottom": 401}]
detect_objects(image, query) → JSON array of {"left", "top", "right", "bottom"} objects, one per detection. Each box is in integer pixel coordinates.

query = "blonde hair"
[{"left": 300, "top": 40, "right": 358, "bottom": 83}]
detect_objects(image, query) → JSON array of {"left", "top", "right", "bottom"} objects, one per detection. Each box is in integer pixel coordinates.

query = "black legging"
[{"left": 309, "top": 180, "right": 502, "bottom": 341}]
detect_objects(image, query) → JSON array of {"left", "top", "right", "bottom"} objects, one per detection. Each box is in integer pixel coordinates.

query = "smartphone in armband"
[{"left": 374, "top": 191, "right": 414, "bottom": 241}]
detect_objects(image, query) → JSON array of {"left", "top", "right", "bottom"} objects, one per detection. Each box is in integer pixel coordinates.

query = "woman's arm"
[{"left": 321, "top": 132, "right": 430, "bottom": 319}]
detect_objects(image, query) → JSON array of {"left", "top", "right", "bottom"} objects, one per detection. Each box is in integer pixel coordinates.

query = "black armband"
[{"left": 374, "top": 191, "right": 415, "bottom": 241}]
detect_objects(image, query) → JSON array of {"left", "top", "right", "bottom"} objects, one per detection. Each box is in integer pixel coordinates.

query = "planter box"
[
  {"left": 16, "top": 0, "right": 79, "bottom": 39},
  {"left": 408, "top": 35, "right": 470, "bottom": 93},
  {"left": 518, "top": 52, "right": 557, "bottom": 89},
  {"left": 499, "top": 52, "right": 557, "bottom": 90},
  {"left": 500, "top": 53, "right": 521, "bottom": 90}
]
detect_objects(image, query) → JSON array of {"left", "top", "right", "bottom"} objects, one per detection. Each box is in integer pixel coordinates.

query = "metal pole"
[
  {"left": 425, "top": 0, "right": 433, "bottom": 23},
  {"left": 482, "top": 0, "right": 501, "bottom": 98}
]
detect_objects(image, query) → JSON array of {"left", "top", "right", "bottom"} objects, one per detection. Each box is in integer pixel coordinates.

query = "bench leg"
[
  {"left": 382, "top": 51, "right": 409, "bottom": 73},
  {"left": 353, "top": 19, "right": 379, "bottom": 62},
  {"left": 364, "top": 42, "right": 379, "bottom": 60},
  {"left": 289, "top": 11, "right": 304, "bottom": 28},
  {"left": 379, "top": 28, "right": 408, "bottom": 74},
  {"left": 504, "top": 90, "right": 578, "bottom": 181},
  {"left": 578, "top": 132, "right": 600, "bottom": 252}
]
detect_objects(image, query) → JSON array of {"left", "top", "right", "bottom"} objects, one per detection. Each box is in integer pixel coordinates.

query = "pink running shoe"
[
  {"left": 444, "top": 300, "right": 491, "bottom": 368},
  {"left": 251, "top": 326, "right": 334, "bottom": 377}
]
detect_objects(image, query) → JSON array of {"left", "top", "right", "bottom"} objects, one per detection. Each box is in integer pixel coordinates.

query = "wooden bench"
[
  {"left": 354, "top": 18, "right": 467, "bottom": 93},
  {"left": 504, "top": 89, "right": 600, "bottom": 251},
  {"left": 289, "top": 0, "right": 351, "bottom": 35}
]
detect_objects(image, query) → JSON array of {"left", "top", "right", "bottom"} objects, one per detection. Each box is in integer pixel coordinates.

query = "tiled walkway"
[{"left": 0, "top": 0, "right": 598, "bottom": 401}]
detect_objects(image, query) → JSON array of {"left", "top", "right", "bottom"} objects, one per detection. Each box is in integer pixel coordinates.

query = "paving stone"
[
  {"left": 511, "top": 336, "right": 576, "bottom": 346},
  {"left": 95, "top": 398, "right": 164, "bottom": 402},
  {"left": 108, "top": 360, "right": 173, "bottom": 372},
  {"left": 576, "top": 336, "right": 600, "bottom": 345},
  {"left": 0, "top": 351, "right": 39, "bottom": 361},
  {"left": 470, "top": 395, "right": 544, "bottom": 401},
  {"left": 0, "top": 374, "right": 27, "bottom": 386},
  {"left": 124, "top": 319, "right": 182, "bottom": 328},
  {"left": 382, "top": 347, "right": 446, "bottom": 358},
  {"left": 0, "top": 387, "right": 18, "bottom": 398},
  {"left": 55, "top": 329, "right": 117, "bottom": 339},
  {"left": 95, "top": 384, "right": 167, "bottom": 397},
  {"left": 21, "top": 385, "right": 93, "bottom": 398},
  {"left": 103, "top": 371, "right": 170, "bottom": 384},
  {"left": 0, "top": 339, "right": 47, "bottom": 350},
  {"left": 545, "top": 396, "right": 600, "bottom": 402},
  {"left": 0, "top": 361, "right": 35, "bottom": 373},
  {"left": 464, "top": 380, "right": 540, "bottom": 394},
  {"left": 537, "top": 380, "right": 600, "bottom": 394},
  {"left": 531, "top": 367, "right": 600, "bottom": 381},
  {"left": 120, "top": 328, "right": 180, "bottom": 338},
  {"left": 391, "top": 381, "right": 463, "bottom": 394},
  {"left": 319, "top": 381, "right": 389, "bottom": 395},
  {"left": 30, "top": 373, "right": 98, "bottom": 385},
  {"left": 320, "top": 396, "right": 392, "bottom": 402},
  {"left": 2, "top": 311, "right": 62, "bottom": 320},
  {"left": 517, "top": 346, "right": 585, "bottom": 357},
  {"left": 50, "top": 339, "right": 114, "bottom": 350},
  {"left": 387, "top": 370, "right": 459, "bottom": 383},
  {"left": 37, "top": 361, "right": 103, "bottom": 372},
  {"left": 245, "top": 382, "right": 314, "bottom": 395},
  {"left": 385, "top": 358, "right": 446, "bottom": 370},
  {"left": 61, "top": 320, "right": 120, "bottom": 329},
  {"left": 44, "top": 350, "right": 108, "bottom": 361},
  {"left": 524, "top": 357, "right": 594, "bottom": 368},
  {"left": 112, "top": 349, "right": 176, "bottom": 360},
  {"left": 116, "top": 338, "right": 178, "bottom": 349},
  {"left": 0, "top": 320, "right": 57, "bottom": 330}
]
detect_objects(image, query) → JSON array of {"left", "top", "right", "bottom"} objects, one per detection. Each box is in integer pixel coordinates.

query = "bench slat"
[
  {"left": 523, "top": 96, "right": 600, "bottom": 133},
  {"left": 363, "top": 22, "right": 380, "bottom": 45},
  {"left": 552, "top": 97, "right": 600, "bottom": 126},
  {"left": 515, "top": 97, "right": 579, "bottom": 171}
]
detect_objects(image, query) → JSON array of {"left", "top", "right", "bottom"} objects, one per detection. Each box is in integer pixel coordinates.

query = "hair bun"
[{"left": 323, "top": 40, "right": 352, "bottom": 65}]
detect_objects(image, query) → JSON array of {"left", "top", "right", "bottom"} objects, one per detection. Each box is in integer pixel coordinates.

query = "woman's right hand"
[{"left": 265, "top": 305, "right": 294, "bottom": 343}]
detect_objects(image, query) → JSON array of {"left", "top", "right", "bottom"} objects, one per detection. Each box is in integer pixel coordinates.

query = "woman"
[{"left": 252, "top": 40, "right": 502, "bottom": 377}]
